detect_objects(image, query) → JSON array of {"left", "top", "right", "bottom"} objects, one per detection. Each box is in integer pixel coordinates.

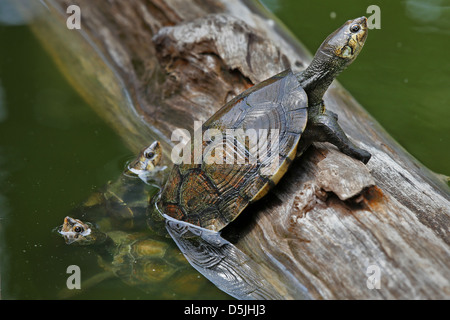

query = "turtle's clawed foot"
[
  {"left": 307, "top": 111, "right": 371, "bottom": 164},
  {"left": 344, "top": 145, "right": 371, "bottom": 164}
]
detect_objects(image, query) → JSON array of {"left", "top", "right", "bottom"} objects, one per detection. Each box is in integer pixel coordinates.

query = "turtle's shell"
[
  {"left": 81, "top": 176, "right": 159, "bottom": 231},
  {"left": 158, "top": 69, "right": 308, "bottom": 231},
  {"left": 103, "top": 231, "right": 207, "bottom": 297},
  {"left": 107, "top": 231, "right": 185, "bottom": 282}
]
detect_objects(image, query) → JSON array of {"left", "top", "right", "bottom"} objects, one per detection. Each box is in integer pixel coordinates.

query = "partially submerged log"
[{"left": 24, "top": 0, "right": 449, "bottom": 299}]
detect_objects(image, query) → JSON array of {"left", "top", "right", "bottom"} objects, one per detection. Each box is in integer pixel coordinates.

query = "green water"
[
  {"left": 0, "top": 0, "right": 449, "bottom": 299},
  {"left": 0, "top": 26, "right": 140, "bottom": 299}
]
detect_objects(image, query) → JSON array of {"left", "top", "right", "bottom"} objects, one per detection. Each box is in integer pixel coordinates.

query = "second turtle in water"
[
  {"left": 156, "top": 17, "right": 371, "bottom": 231},
  {"left": 58, "top": 142, "right": 228, "bottom": 298}
]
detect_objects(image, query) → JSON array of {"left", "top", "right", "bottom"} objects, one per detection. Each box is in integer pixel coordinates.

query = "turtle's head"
[
  {"left": 127, "top": 141, "right": 162, "bottom": 175},
  {"left": 58, "top": 216, "right": 100, "bottom": 245},
  {"left": 298, "top": 17, "right": 368, "bottom": 106},
  {"left": 319, "top": 16, "right": 368, "bottom": 65}
]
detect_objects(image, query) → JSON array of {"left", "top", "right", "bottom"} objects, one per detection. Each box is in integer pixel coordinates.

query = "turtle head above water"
[
  {"left": 297, "top": 17, "right": 368, "bottom": 107},
  {"left": 58, "top": 216, "right": 100, "bottom": 245},
  {"left": 320, "top": 16, "right": 368, "bottom": 64},
  {"left": 127, "top": 141, "right": 162, "bottom": 175}
]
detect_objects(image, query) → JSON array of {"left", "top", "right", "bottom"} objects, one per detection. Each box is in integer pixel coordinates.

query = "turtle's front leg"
[{"left": 304, "top": 103, "right": 371, "bottom": 164}]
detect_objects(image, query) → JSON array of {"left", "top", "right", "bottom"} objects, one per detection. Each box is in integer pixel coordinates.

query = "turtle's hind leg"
[{"left": 302, "top": 104, "right": 371, "bottom": 164}]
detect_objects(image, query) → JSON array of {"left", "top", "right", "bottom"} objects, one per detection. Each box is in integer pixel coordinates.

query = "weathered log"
[{"left": 23, "top": 0, "right": 450, "bottom": 299}]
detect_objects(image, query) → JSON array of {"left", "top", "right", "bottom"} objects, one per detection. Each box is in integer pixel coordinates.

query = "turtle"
[
  {"left": 57, "top": 142, "right": 228, "bottom": 299},
  {"left": 76, "top": 141, "right": 165, "bottom": 232},
  {"left": 156, "top": 17, "right": 372, "bottom": 231},
  {"left": 58, "top": 217, "right": 221, "bottom": 299}
]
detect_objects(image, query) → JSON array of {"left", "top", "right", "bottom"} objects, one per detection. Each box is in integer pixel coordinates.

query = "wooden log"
[{"left": 24, "top": 0, "right": 450, "bottom": 299}]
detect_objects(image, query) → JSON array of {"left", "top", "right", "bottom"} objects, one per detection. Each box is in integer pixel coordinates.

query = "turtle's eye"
[
  {"left": 74, "top": 226, "right": 83, "bottom": 233},
  {"left": 350, "top": 24, "right": 360, "bottom": 33},
  {"left": 145, "top": 151, "right": 155, "bottom": 159}
]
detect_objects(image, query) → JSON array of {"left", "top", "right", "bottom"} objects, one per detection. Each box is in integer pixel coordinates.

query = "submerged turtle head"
[
  {"left": 58, "top": 216, "right": 106, "bottom": 245},
  {"left": 298, "top": 17, "right": 368, "bottom": 106},
  {"left": 127, "top": 141, "right": 162, "bottom": 176}
]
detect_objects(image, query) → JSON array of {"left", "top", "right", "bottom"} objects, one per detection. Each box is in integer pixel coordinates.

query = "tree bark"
[{"left": 24, "top": 0, "right": 450, "bottom": 299}]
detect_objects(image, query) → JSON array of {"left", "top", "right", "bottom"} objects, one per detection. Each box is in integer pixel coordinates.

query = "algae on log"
[{"left": 25, "top": 0, "right": 450, "bottom": 299}]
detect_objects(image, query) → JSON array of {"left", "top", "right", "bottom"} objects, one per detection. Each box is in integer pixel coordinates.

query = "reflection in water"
[
  {"left": 164, "top": 215, "right": 285, "bottom": 300},
  {"left": 405, "top": 0, "right": 450, "bottom": 34}
]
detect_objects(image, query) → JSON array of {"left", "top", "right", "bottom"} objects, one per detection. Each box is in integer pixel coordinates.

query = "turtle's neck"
[
  {"left": 88, "top": 227, "right": 109, "bottom": 245},
  {"left": 85, "top": 227, "right": 115, "bottom": 262},
  {"left": 296, "top": 50, "right": 346, "bottom": 108}
]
